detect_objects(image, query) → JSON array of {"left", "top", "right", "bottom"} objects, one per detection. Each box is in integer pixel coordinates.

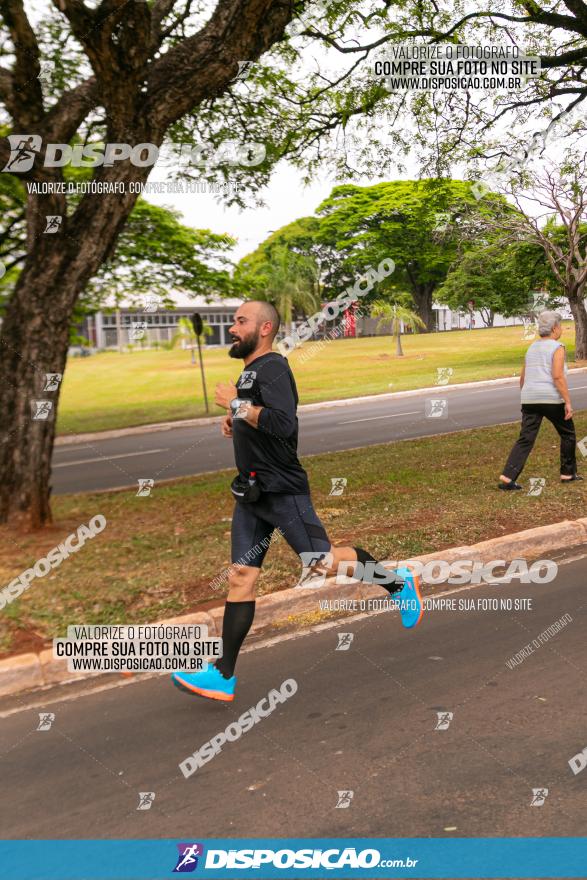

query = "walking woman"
[{"left": 499, "top": 311, "right": 582, "bottom": 490}]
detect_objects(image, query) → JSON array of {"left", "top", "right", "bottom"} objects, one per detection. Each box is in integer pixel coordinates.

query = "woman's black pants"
[{"left": 502, "top": 403, "right": 577, "bottom": 481}]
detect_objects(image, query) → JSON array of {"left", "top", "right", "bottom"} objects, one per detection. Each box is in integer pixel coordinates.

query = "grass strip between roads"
[
  {"left": 1, "top": 417, "right": 586, "bottom": 658},
  {"left": 57, "top": 324, "right": 580, "bottom": 434}
]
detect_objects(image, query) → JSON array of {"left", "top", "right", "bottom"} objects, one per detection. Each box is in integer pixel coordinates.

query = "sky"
[
  {"left": 141, "top": 150, "right": 426, "bottom": 264},
  {"left": 144, "top": 164, "right": 334, "bottom": 262}
]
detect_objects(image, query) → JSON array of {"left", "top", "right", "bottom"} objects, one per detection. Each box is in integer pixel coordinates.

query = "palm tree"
[
  {"left": 257, "top": 246, "right": 321, "bottom": 337},
  {"left": 171, "top": 316, "right": 212, "bottom": 362},
  {"left": 371, "top": 301, "right": 426, "bottom": 356}
]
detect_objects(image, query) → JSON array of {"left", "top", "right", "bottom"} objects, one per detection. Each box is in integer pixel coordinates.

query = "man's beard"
[{"left": 229, "top": 330, "right": 259, "bottom": 359}]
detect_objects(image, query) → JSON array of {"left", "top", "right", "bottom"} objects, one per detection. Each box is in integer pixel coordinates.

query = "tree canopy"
[
  {"left": 315, "top": 179, "right": 507, "bottom": 330},
  {"left": 437, "top": 239, "right": 549, "bottom": 327}
]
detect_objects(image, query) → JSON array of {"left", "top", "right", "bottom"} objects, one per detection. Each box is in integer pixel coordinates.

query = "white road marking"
[
  {"left": 465, "top": 382, "right": 587, "bottom": 395},
  {"left": 468, "top": 388, "right": 510, "bottom": 394},
  {"left": 53, "top": 449, "right": 169, "bottom": 468},
  {"left": 338, "top": 411, "right": 420, "bottom": 424}
]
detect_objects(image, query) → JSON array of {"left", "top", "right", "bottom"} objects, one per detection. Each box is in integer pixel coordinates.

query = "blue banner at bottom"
[{"left": 1, "top": 838, "right": 586, "bottom": 879}]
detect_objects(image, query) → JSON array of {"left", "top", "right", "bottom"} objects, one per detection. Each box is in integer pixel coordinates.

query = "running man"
[{"left": 172, "top": 301, "right": 423, "bottom": 702}]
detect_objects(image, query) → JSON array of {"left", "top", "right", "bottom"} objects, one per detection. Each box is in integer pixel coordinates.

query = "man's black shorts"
[{"left": 231, "top": 493, "right": 331, "bottom": 568}]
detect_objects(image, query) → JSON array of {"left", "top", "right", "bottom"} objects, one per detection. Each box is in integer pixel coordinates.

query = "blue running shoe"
[
  {"left": 393, "top": 565, "right": 424, "bottom": 629},
  {"left": 172, "top": 663, "right": 236, "bottom": 702}
]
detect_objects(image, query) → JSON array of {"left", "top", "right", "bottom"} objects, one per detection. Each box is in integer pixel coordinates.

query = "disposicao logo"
[{"left": 173, "top": 843, "right": 204, "bottom": 872}]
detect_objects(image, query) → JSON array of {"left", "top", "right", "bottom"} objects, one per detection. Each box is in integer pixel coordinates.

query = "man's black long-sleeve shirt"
[{"left": 232, "top": 352, "right": 310, "bottom": 494}]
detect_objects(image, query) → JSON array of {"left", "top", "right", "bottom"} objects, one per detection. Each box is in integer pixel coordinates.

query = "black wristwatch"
[{"left": 231, "top": 398, "right": 252, "bottom": 418}]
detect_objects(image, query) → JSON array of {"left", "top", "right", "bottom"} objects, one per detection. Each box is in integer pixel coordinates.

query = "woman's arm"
[
  {"left": 552, "top": 346, "right": 573, "bottom": 419},
  {"left": 519, "top": 364, "right": 525, "bottom": 389}
]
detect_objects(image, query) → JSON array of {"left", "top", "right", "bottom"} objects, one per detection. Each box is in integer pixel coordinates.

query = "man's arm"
[
  {"left": 234, "top": 403, "right": 263, "bottom": 428},
  {"left": 254, "top": 363, "right": 297, "bottom": 438},
  {"left": 214, "top": 363, "right": 297, "bottom": 437},
  {"left": 214, "top": 382, "right": 262, "bottom": 428},
  {"left": 221, "top": 414, "right": 233, "bottom": 437}
]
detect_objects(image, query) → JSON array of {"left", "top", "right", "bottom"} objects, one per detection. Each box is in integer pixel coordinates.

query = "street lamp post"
[{"left": 191, "top": 312, "right": 209, "bottom": 414}]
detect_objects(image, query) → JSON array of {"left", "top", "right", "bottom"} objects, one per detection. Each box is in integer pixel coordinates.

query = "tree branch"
[
  {"left": 43, "top": 77, "right": 100, "bottom": 144},
  {"left": 0, "top": 77, "right": 100, "bottom": 179},
  {"left": 519, "top": 2, "right": 587, "bottom": 36},
  {"left": 51, "top": 0, "right": 95, "bottom": 44},
  {"left": 147, "top": 0, "right": 292, "bottom": 134},
  {"left": 151, "top": 0, "right": 178, "bottom": 44},
  {"left": 561, "top": 0, "right": 587, "bottom": 30},
  {"left": 51, "top": 0, "right": 151, "bottom": 127},
  {"left": 540, "top": 45, "right": 587, "bottom": 68},
  {"left": 0, "top": 63, "right": 12, "bottom": 104},
  {"left": 0, "top": 0, "right": 44, "bottom": 126}
]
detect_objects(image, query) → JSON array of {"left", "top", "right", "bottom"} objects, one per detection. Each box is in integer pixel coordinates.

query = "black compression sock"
[
  {"left": 353, "top": 547, "right": 403, "bottom": 595},
  {"left": 215, "top": 600, "right": 256, "bottom": 679}
]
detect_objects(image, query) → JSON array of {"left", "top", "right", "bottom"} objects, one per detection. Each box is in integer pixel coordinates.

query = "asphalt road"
[
  {"left": 1, "top": 552, "right": 585, "bottom": 839},
  {"left": 52, "top": 373, "right": 587, "bottom": 494}
]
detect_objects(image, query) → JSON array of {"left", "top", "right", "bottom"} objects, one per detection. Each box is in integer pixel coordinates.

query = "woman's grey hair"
[{"left": 537, "top": 311, "right": 562, "bottom": 337}]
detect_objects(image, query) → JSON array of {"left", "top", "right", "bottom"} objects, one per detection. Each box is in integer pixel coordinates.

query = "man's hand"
[
  {"left": 215, "top": 381, "right": 237, "bottom": 410},
  {"left": 565, "top": 402, "right": 573, "bottom": 420},
  {"left": 221, "top": 414, "right": 233, "bottom": 438}
]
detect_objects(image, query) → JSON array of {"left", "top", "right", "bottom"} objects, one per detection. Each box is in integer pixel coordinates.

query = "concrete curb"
[
  {"left": 2, "top": 518, "right": 587, "bottom": 699},
  {"left": 0, "top": 612, "right": 216, "bottom": 697},
  {"left": 54, "top": 367, "right": 587, "bottom": 446},
  {"left": 0, "top": 653, "right": 43, "bottom": 697}
]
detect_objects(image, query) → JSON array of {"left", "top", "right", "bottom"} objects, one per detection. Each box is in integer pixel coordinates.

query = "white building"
[
  {"left": 433, "top": 300, "right": 573, "bottom": 332},
  {"left": 85, "top": 293, "right": 243, "bottom": 349},
  {"left": 80, "top": 291, "right": 574, "bottom": 351}
]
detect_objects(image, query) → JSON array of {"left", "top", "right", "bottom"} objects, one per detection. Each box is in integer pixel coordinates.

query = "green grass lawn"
[
  {"left": 2, "top": 415, "right": 586, "bottom": 657},
  {"left": 58, "top": 322, "right": 581, "bottom": 435}
]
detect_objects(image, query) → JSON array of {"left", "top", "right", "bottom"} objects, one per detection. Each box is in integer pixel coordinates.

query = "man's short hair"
[
  {"left": 255, "top": 301, "right": 280, "bottom": 339},
  {"left": 537, "top": 310, "right": 561, "bottom": 337}
]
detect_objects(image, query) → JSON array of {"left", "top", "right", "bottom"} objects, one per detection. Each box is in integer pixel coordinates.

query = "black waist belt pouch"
[{"left": 230, "top": 474, "right": 262, "bottom": 503}]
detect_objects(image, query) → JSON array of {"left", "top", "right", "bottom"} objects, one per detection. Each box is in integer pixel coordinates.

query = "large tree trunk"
[
  {"left": 0, "top": 163, "right": 151, "bottom": 527},
  {"left": 0, "top": 275, "right": 70, "bottom": 527},
  {"left": 567, "top": 290, "right": 587, "bottom": 361},
  {"left": 410, "top": 284, "right": 435, "bottom": 332}
]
